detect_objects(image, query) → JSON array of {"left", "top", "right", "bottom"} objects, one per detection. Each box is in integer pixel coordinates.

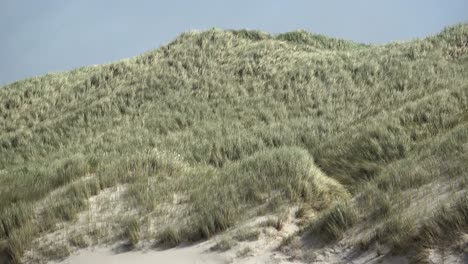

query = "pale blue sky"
[{"left": 1, "top": 0, "right": 467, "bottom": 85}]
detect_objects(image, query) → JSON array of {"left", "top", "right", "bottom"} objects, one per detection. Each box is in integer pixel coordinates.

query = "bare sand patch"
[{"left": 50, "top": 243, "right": 229, "bottom": 264}]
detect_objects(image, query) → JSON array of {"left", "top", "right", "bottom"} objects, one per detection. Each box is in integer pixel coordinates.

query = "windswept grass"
[
  {"left": 417, "top": 194, "right": 468, "bottom": 247},
  {"left": 308, "top": 201, "right": 358, "bottom": 242},
  {"left": 157, "top": 227, "right": 182, "bottom": 248},
  {"left": 181, "top": 147, "right": 348, "bottom": 241},
  {"left": 0, "top": 23, "right": 467, "bottom": 262}
]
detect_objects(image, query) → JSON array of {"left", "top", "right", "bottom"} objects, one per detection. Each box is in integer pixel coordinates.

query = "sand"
[
  {"left": 51, "top": 243, "right": 229, "bottom": 264},
  {"left": 41, "top": 205, "right": 417, "bottom": 264},
  {"left": 50, "top": 243, "right": 413, "bottom": 264}
]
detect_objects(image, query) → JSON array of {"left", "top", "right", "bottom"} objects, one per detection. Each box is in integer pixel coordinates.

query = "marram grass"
[{"left": 0, "top": 23, "right": 467, "bottom": 263}]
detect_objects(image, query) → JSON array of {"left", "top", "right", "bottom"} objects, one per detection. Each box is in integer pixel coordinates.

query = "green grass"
[
  {"left": 233, "top": 228, "right": 261, "bottom": 242},
  {"left": 0, "top": 23, "right": 467, "bottom": 262},
  {"left": 417, "top": 194, "right": 468, "bottom": 247},
  {"left": 308, "top": 201, "right": 358, "bottom": 241},
  {"left": 123, "top": 218, "right": 140, "bottom": 248},
  {"left": 157, "top": 227, "right": 182, "bottom": 248}
]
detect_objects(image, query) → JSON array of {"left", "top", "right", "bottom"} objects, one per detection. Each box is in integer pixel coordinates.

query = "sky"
[{"left": 1, "top": 0, "right": 467, "bottom": 86}]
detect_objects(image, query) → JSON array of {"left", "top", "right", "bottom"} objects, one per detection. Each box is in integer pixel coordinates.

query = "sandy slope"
[
  {"left": 46, "top": 230, "right": 468, "bottom": 264},
  {"left": 48, "top": 207, "right": 302, "bottom": 264},
  {"left": 27, "top": 184, "right": 465, "bottom": 264},
  {"left": 49, "top": 243, "right": 407, "bottom": 264},
  {"left": 49, "top": 242, "right": 302, "bottom": 264}
]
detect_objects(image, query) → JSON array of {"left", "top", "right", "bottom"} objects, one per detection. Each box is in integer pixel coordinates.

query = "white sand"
[
  {"left": 50, "top": 244, "right": 412, "bottom": 264},
  {"left": 51, "top": 243, "right": 229, "bottom": 264},
  {"left": 44, "top": 207, "right": 416, "bottom": 264}
]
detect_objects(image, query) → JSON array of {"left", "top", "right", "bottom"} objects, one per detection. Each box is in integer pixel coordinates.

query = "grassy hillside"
[{"left": 0, "top": 24, "right": 467, "bottom": 263}]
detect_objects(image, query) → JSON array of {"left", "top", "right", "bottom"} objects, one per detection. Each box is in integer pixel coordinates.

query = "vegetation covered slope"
[{"left": 0, "top": 24, "right": 467, "bottom": 263}]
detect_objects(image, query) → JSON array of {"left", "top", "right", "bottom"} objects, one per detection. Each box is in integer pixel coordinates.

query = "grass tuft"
[
  {"left": 308, "top": 201, "right": 358, "bottom": 242},
  {"left": 69, "top": 233, "right": 88, "bottom": 248},
  {"left": 233, "top": 228, "right": 261, "bottom": 242},
  {"left": 157, "top": 226, "right": 182, "bottom": 248},
  {"left": 123, "top": 218, "right": 140, "bottom": 248},
  {"left": 211, "top": 237, "right": 237, "bottom": 252}
]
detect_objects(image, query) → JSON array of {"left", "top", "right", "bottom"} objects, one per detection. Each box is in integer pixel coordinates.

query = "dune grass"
[
  {"left": 211, "top": 237, "right": 237, "bottom": 252},
  {"left": 123, "top": 218, "right": 140, "bottom": 248},
  {"left": 0, "top": 23, "right": 467, "bottom": 262},
  {"left": 308, "top": 201, "right": 358, "bottom": 242}
]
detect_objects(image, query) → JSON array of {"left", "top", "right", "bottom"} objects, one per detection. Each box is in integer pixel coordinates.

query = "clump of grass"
[
  {"left": 46, "top": 196, "right": 87, "bottom": 222},
  {"left": 261, "top": 213, "right": 288, "bottom": 231},
  {"left": 261, "top": 217, "right": 279, "bottom": 229},
  {"left": 417, "top": 195, "right": 468, "bottom": 247},
  {"left": 38, "top": 244, "right": 71, "bottom": 261},
  {"left": 229, "top": 29, "right": 271, "bottom": 41},
  {"left": 167, "top": 146, "right": 350, "bottom": 246},
  {"left": 220, "top": 147, "right": 343, "bottom": 204},
  {"left": 236, "top": 246, "right": 253, "bottom": 258},
  {"left": 125, "top": 150, "right": 188, "bottom": 212},
  {"left": 69, "top": 233, "right": 88, "bottom": 248},
  {"left": 295, "top": 207, "right": 306, "bottom": 218},
  {"left": 184, "top": 147, "right": 347, "bottom": 242},
  {"left": 357, "top": 184, "right": 393, "bottom": 220},
  {"left": 308, "top": 201, "right": 358, "bottom": 242},
  {"left": 374, "top": 212, "right": 417, "bottom": 251},
  {"left": 157, "top": 226, "right": 182, "bottom": 248},
  {"left": 279, "top": 235, "right": 303, "bottom": 260},
  {"left": 233, "top": 228, "right": 261, "bottom": 242},
  {"left": 276, "top": 30, "right": 362, "bottom": 50},
  {"left": 188, "top": 204, "right": 239, "bottom": 241},
  {"left": 123, "top": 218, "right": 140, "bottom": 248},
  {"left": 315, "top": 124, "right": 412, "bottom": 186},
  {"left": 279, "top": 234, "right": 297, "bottom": 248},
  {"left": 264, "top": 195, "right": 286, "bottom": 214},
  {"left": 88, "top": 223, "right": 109, "bottom": 242},
  {"left": 210, "top": 237, "right": 237, "bottom": 252},
  {"left": 52, "top": 154, "right": 90, "bottom": 187},
  {"left": 39, "top": 179, "right": 98, "bottom": 234},
  {"left": 0, "top": 203, "right": 33, "bottom": 239},
  {"left": 6, "top": 222, "right": 38, "bottom": 264}
]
